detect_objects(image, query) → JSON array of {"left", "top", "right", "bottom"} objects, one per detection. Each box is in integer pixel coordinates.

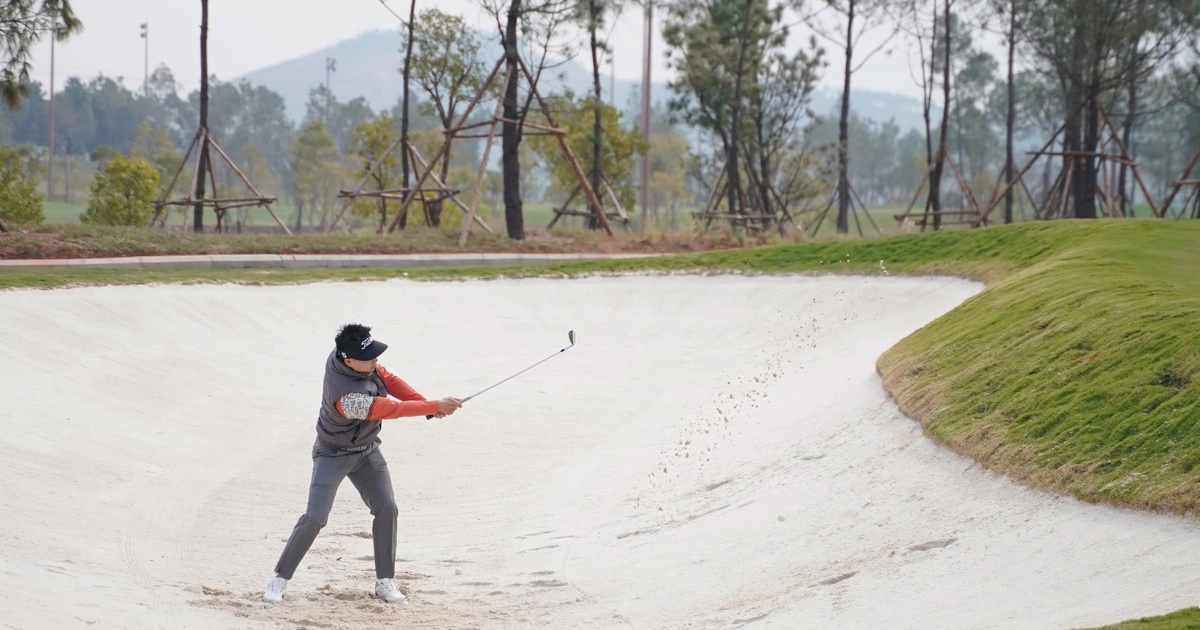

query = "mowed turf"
[
  {"left": 2, "top": 219, "right": 1198, "bottom": 628},
  {"left": 877, "top": 221, "right": 1200, "bottom": 514}
]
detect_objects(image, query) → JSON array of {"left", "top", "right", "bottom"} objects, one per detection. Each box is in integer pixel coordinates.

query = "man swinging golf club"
[{"left": 263, "top": 323, "right": 461, "bottom": 604}]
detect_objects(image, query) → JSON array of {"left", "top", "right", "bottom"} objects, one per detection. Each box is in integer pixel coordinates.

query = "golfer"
[{"left": 263, "top": 323, "right": 461, "bottom": 604}]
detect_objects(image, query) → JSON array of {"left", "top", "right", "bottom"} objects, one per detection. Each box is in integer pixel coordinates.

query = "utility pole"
[
  {"left": 140, "top": 22, "right": 149, "bottom": 95},
  {"left": 639, "top": 0, "right": 653, "bottom": 230},
  {"left": 324, "top": 57, "right": 336, "bottom": 124},
  {"left": 609, "top": 54, "right": 615, "bottom": 109},
  {"left": 47, "top": 13, "right": 57, "bottom": 203}
]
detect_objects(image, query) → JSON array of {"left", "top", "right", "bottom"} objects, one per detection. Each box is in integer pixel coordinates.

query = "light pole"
[
  {"left": 639, "top": 0, "right": 653, "bottom": 230},
  {"left": 47, "top": 15, "right": 58, "bottom": 202},
  {"left": 140, "top": 22, "right": 149, "bottom": 95},
  {"left": 324, "top": 57, "right": 336, "bottom": 124}
]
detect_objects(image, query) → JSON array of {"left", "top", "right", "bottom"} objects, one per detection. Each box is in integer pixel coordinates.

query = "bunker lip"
[{"left": 1, "top": 275, "right": 1194, "bottom": 630}]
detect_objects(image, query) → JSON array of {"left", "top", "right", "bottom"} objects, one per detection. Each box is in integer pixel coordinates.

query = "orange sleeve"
[
  {"left": 375, "top": 365, "right": 429, "bottom": 402},
  {"left": 336, "top": 395, "right": 438, "bottom": 421}
]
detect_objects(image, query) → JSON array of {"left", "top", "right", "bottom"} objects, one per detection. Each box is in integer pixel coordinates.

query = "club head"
[{"left": 568, "top": 330, "right": 576, "bottom": 347}]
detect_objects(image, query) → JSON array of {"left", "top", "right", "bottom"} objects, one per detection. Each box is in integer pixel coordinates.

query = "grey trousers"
[{"left": 274, "top": 441, "right": 398, "bottom": 580}]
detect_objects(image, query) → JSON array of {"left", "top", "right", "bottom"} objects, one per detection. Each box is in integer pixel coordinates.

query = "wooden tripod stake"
[
  {"left": 149, "top": 127, "right": 289, "bottom": 233},
  {"left": 375, "top": 52, "right": 612, "bottom": 238}
]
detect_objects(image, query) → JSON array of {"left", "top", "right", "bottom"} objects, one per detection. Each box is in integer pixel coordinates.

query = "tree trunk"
[
  {"left": 587, "top": 2, "right": 604, "bottom": 230},
  {"left": 398, "top": 0, "right": 417, "bottom": 230},
  {"left": 727, "top": 0, "right": 755, "bottom": 222},
  {"left": 1072, "top": 87, "right": 1099, "bottom": 219},
  {"left": 376, "top": 172, "right": 389, "bottom": 231},
  {"left": 193, "top": 0, "right": 209, "bottom": 232},
  {"left": 502, "top": 0, "right": 524, "bottom": 239},
  {"left": 1003, "top": 2, "right": 1015, "bottom": 224},
  {"left": 920, "top": 3, "right": 936, "bottom": 228},
  {"left": 930, "top": 0, "right": 952, "bottom": 231},
  {"left": 1071, "top": 35, "right": 1102, "bottom": 220},
  {"left": 836, "top": 0, "right": 854, "bottom": 234},
  {"left": 755, "top": 108, "right": 773, "bottom": 223},
  {"left": 429, "top": 154, "right": 449, "bottom": 227}
]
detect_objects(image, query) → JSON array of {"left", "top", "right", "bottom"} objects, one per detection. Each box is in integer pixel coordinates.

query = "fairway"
[{"left": 3, "top": 273, "right": 1200, "bottom": 629}]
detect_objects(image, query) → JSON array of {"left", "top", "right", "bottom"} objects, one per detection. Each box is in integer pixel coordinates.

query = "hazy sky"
[{"left": 28, "top": 0, "right": 957, "bottom": 102}]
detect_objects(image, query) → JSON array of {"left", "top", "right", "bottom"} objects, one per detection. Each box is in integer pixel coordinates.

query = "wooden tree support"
[
  {"left": 893, "top": 147, "right": 986, "bottom": 231},
  {"left": 691, "top": 151, "right": 799, "bottom": 235},
  {"left": 807, "top": 179, "right": 882, "bottom": 238},
  {"left": 326, "top": 113, "right": 496, "bottom": 234},
  {"left": 547, "top": 175, "right": 633, "bottom": 231},
  {"left": 149, "top": 127, "right": 289, "bottom": 234},
  {"left": 974, "top": 104, "right": 1158, "bottom": 225},
  {"left": 0, "top": 214, "right": 8, "bottom": 233},
  {"left": 373, "top": 52, "right": 612, "bottom": 240},
  {"left": 1161, "top": 145, "right": 1200, "bottom": 219}
]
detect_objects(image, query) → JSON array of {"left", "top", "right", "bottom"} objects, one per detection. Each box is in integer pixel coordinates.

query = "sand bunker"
[{"left": 3, "top": 275, "right": 1199, "bottom": 629}]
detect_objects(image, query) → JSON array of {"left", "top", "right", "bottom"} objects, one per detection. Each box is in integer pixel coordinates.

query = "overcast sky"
[{"left": 29, "top": 0, "right": 968, "bottom": 102}]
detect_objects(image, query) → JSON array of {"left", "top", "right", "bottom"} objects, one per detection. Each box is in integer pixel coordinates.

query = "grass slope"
[
  {"left": 2, "top": 219, "right": 1198, "bottom": 627},
  {"left": 877, "top": 221, "right": 1200, "bottom": 514},
  {"left": 1081, "top": 607, "right": 1200, "bottom": 629}
]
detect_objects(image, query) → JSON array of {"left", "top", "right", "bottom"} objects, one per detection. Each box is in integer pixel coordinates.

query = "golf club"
[{"left": 427, "top": 330, "right": 576, "bottom": 418}]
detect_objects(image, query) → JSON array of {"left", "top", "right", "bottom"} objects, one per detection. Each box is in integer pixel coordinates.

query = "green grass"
[
  {"left": 3, "top": 218, "right": 1200, "bottom": 628},
  {"left": 876, "top": 221, "right": 1200, "bottom": 514},
  {"left": 43, "top": 201, "right": 86, "bottom": 223},
  {"left": 1080, "top": 608, "right": 1200, "bottom": 629}
]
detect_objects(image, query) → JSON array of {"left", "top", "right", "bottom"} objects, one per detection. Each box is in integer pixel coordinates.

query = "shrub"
[
  {"left": 81, "top": 154, "right": 160, "bottom": 226},
  {"left": 0, "top": 145, "right": 45, "bottom": 227}
]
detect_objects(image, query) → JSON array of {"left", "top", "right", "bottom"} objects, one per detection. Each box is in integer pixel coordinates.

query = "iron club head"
[{"left": 568, "top": 330, "right": 576, "bottom": 347}]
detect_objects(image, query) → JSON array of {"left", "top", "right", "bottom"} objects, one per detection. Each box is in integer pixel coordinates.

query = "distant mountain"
[{"left": 238, "top": 29, "right": 930, "bottom": 134}]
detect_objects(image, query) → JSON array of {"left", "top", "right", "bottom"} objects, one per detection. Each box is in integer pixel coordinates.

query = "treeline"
[
  {"left": 664, "top": 0, "right": 1200, "bottom": 231},
  {"left": 2, "top": 0, "right": 1199, "bottom": 236}
]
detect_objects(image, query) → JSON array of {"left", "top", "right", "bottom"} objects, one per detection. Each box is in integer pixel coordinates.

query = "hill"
[{"left": 237, "top": 29, "right": 932, "bottom": 132}]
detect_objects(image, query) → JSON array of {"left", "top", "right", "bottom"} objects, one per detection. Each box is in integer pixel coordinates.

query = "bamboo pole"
[
  {"left": 516, "top": 56, "right": 611, "bottom": 236},
  {"left": 980, "top": 123, "right": 1066, "bottom": 223},
  {"left": 203, "top": 139, "right": 224, "bottom": 232},
  {"left": 206, "top": 135, "right": 291, "bottom": 234},
  {"left": 547, "top": 187, "right": 582, "bottom": 229},
  {"left": 1159, "top": 146, "right": 1200, "bottom": 217},
  {"left": 848, "top": 181, "right": 883, "bottom": 235},
  {"left": 1098, "top": 106, "right": 1159, "bottom": 217},
  {"left": 407, "top": 143, "right": 494, "bottom": 234},
  {"left": 150, "top": 128, "right": 202, "bottom": 227},
  {"left": 459, "top": 66, "right": 510, "bottom": 247},
  {"left": 327, "top": 133, "right": 405, "bottom": 231},
  {"left": 182, "top": 128, "right": 208, "bottom": 228},
  {"left": 387, "top": 57, "right": 506, "bottom": 234}
]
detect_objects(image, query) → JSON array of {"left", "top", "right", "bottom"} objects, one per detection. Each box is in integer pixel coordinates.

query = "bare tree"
[
  {"left": 480, "top": 0, "right": 576, "bottom": 239},
  {"left": 805, "top": 0, "right": 895, "bottom": 233}
]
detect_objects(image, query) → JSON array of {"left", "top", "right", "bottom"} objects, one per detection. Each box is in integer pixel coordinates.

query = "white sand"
[{"left": 2, "top": 274, "right": 1199, "bottom": 630}]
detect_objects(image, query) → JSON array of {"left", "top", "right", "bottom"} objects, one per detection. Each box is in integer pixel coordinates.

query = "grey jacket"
[{"left": 315, "top": 350, "right": 388, "bottom": 450}]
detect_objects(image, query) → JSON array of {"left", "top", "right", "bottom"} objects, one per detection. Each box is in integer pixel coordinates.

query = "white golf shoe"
[
  {"left": 263, "top": 576, "right": 288, "bottom": 603},
  {"left": 375, "top": 578, "right": 406, "bottom": 603}
]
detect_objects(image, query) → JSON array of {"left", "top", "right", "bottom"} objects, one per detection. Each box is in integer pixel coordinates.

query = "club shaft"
[{"left": 463, "top": 347, "right": 570, "bottom": 403}]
